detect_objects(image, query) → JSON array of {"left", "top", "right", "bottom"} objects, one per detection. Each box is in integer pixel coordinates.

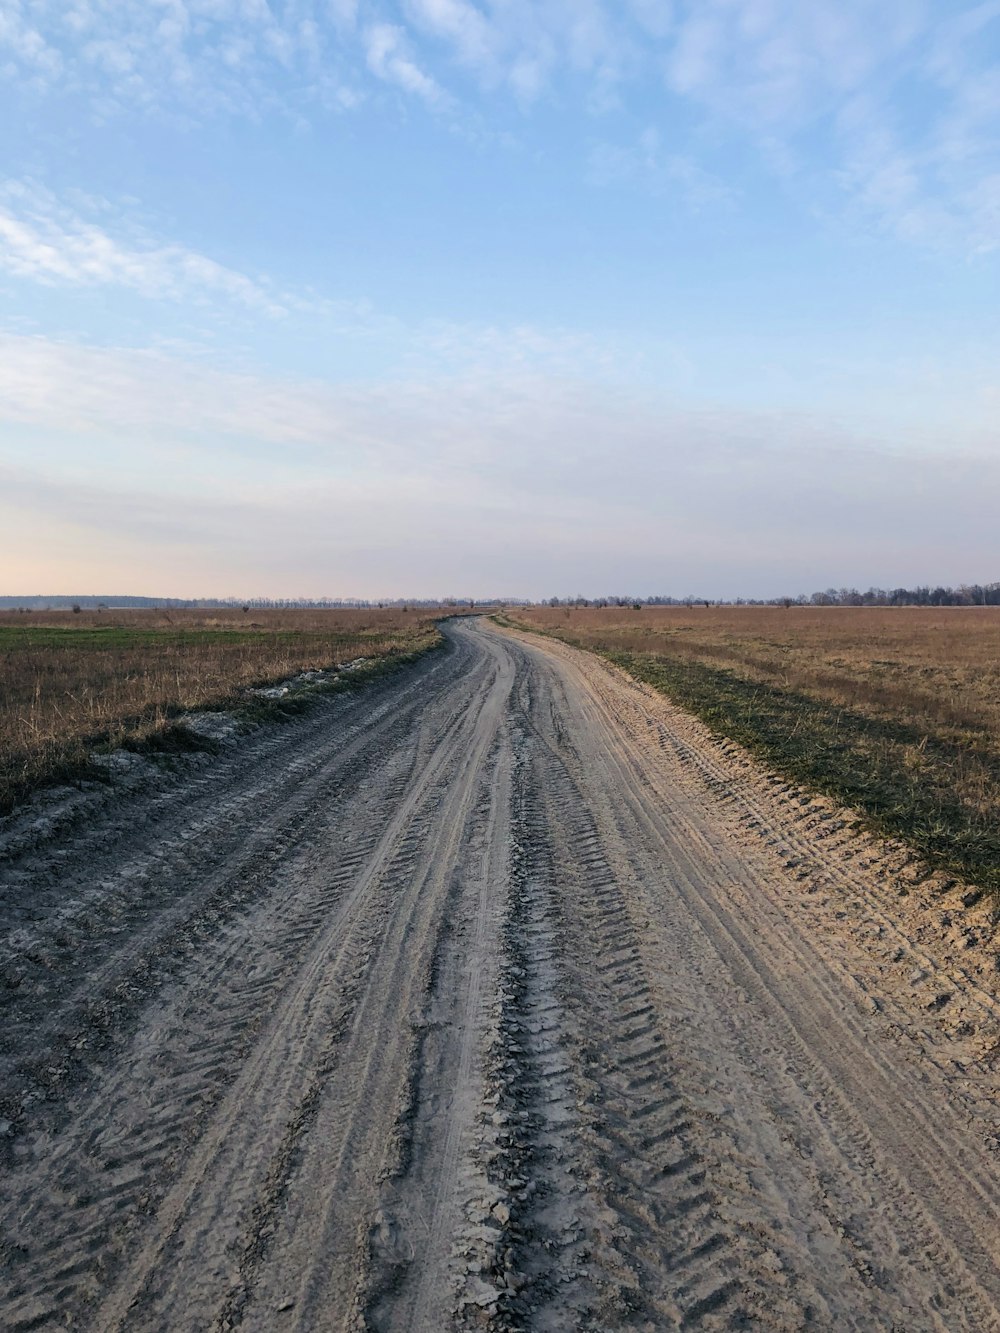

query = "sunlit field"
[
  {"left": 0, "top": 607, "right": 442, "bottom": 811},
  {"left": 505, "top": 605, "right": 1000, "bottom": 896}
]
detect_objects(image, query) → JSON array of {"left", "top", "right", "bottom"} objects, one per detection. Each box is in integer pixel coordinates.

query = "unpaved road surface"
[{"left": 2, "top": 618, "right": 999, "bottom": 1331}]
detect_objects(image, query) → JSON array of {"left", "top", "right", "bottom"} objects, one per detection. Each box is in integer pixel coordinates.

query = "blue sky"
[{"left": 1, "top": 0, "right": 998, "bottom": 598}]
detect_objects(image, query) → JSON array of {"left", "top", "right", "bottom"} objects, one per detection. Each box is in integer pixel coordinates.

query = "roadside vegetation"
[
  {"left": 0, "top": 607, "right": 442, "bottom": 813},
  {"left": 500, "top": 605, "right": 1000, "bottom": 898}
]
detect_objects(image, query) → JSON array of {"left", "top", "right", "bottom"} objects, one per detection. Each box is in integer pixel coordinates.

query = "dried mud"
[{"left": 1, "top": 618, "right": 998, "bottom": 1331}]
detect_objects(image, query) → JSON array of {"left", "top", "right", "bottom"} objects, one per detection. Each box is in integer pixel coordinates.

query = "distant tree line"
[
  {"left": 785, "top": 584, "right": 1000, "bottom": 607},
  {"left": 541, "top": 582, "right": 1000, "bottom": 609},
  {"left": 4, "top": 583, "right": 999, "bottom": 613}
]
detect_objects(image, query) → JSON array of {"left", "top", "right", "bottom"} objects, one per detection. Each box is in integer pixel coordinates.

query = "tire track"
[
  {"left": 0, "top": 644, "right": 464, "bottom": 1134},
  {"left": 241, "top": 632, "right": 516, "bottom": 1331},
  {"left": 364, "top": 725, "right": 514, "bottom": 1332},
  {"left": 518, "top": 708, "right": 815, "bottom": 1329}
]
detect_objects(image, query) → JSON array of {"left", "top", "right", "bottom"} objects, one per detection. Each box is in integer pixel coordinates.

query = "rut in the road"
[{"left": 500, "top": 705, "right": 817, "bottom": 1330}]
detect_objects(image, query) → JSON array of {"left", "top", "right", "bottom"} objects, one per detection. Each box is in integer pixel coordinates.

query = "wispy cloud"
[
  {"left": 0, "top": 0, "right": 364, "bottom": 116},
  {"left": 0, "top": 181, "right": 302, "bottom": 316},
  {"left": 403, "top": 0, "right": 498, "bottom": 75},
  {"left": 664, "top": 2, "right": 908, "bottom": 122},
  {"left": 0, "top": 326, "right": 640, "bottom": 459},
  {"left": 0, "top": 330, "right": 996, "bottom": 600},
  {"left": 2, "top": 4, "right": 998, "bottom": 251},
  {"left": 588, "top": 129, "right": 736, "bottom": 212},
  {"left": 364, "top": 23, "right": 446, "bottom": 104},
  {"left": 0, "top": 2, "right": 62, "bottom": 80},
  {"left": 659, "top": 1, "right": 1000, "bottom": 251}
]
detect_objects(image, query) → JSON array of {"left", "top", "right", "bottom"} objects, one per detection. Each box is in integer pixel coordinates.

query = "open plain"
[
  {"left": 0, "top": 607, "right": 441, "bottom": 815},
  {"left": 1, "top": 617, "right": 998, "bottom": 1331},
  {"left": 508, "top": 605, "right": 1000, "bottom": 896}
]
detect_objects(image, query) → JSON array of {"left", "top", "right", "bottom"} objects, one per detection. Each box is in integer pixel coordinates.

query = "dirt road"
[{"left": 2, "top": 617, "right": 998, "bottom": 1331}]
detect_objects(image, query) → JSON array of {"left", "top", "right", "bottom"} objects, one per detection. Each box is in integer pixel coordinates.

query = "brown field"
[
  {"left": 505, "top": 605, "right": 1000, "bottom": 893},
  {"left": 513, "top": 605, "right": 1000, "bottom": 738},
  {"left": 0, "top": 607, "right": 442, "bottom": 812}
]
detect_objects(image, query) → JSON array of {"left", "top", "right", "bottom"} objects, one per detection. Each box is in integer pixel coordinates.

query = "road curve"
[{"left": 1, "top": 617, "right": 998, "bottom": 1331}]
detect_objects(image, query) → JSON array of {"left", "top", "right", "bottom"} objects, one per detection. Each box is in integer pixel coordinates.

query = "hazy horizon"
[
  {"left": 4, "top": 580, "right": 999, "bottom": 609},
  {"left": 2, "top": 3, "right": 997, "bottom": 597}
]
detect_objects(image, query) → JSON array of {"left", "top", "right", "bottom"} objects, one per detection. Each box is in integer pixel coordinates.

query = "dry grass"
[
  {"left": 0, "top": 607, "right": 442, "bottom": 812},
  {"left": 516, "top": 606, "right": 1000, "bottom": 738},
  {"left": 506, "top": 606, "right": 1000, "bottom": 896}
]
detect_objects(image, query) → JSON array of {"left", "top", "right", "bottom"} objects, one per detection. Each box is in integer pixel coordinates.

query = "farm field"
[
  {"left": 504, "top": 605, "right": 1000, "bottom": 897},
  {"left": 1, "top": 617, "right": 998, "bottom": 1330},
  {"left": 0, "top": 607, "right": 442, "bottom": 812}
]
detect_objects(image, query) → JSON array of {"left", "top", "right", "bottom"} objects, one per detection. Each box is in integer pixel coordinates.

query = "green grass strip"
[
  {"left": 609, "top": 649, "right": 1000, "bottom": 896},
  {"left": 494, "top": 618, "right": 999, "bottom": 898}
]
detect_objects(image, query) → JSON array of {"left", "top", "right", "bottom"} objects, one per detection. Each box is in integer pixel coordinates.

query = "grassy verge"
[
  {"left": 0, "top": 609, "right": 444, "bottom": 814},
  {"left": 496, "top": 613, "right": 1000, "bottom": 900}
]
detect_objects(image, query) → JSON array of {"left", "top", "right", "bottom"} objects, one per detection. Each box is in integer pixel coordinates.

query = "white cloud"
[
  {"left": 664, "top": 2, "right": 909, "bottom": 119},
  {"left": 2, "top": 3, "right": 998, "bottom": 253},
  {"left": 364, "top": 22, "right": 446, "bottom": 103},
  {"left": 656, "top": 1, "right": 1000, "bottom": 251},
  {"left": 328, "top": 0, "right": 359, "bottom": 30},
  {"left": 0, "top": 325, "right": 640, "bottom": 461},
  {"left": 0, "top": 181, "right": 301, "bottom": 315},
  {"left": 0, "top": 3, "right": 63, "bottom": 78},
  {"left": 0, "top": 329, "right": 997, "bottom": 598},
  {"left": 404, "top": 0, "right": 498, "bottom": 72},
  {"left": 0, "top": 0, "right": 364, "bottom": 116}
]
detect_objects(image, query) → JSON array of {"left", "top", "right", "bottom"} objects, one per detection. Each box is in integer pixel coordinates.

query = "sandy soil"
[{"left": 1, "top": 617, "right": 998, "bottom": 1331}]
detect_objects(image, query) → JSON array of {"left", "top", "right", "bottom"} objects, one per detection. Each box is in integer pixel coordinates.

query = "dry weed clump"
[
  {"left": 507, "top": 606, "right": 1000, "bottom": 896},
  {"left": 0, "top": 608, "right": 442, "bottom": 812}
]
